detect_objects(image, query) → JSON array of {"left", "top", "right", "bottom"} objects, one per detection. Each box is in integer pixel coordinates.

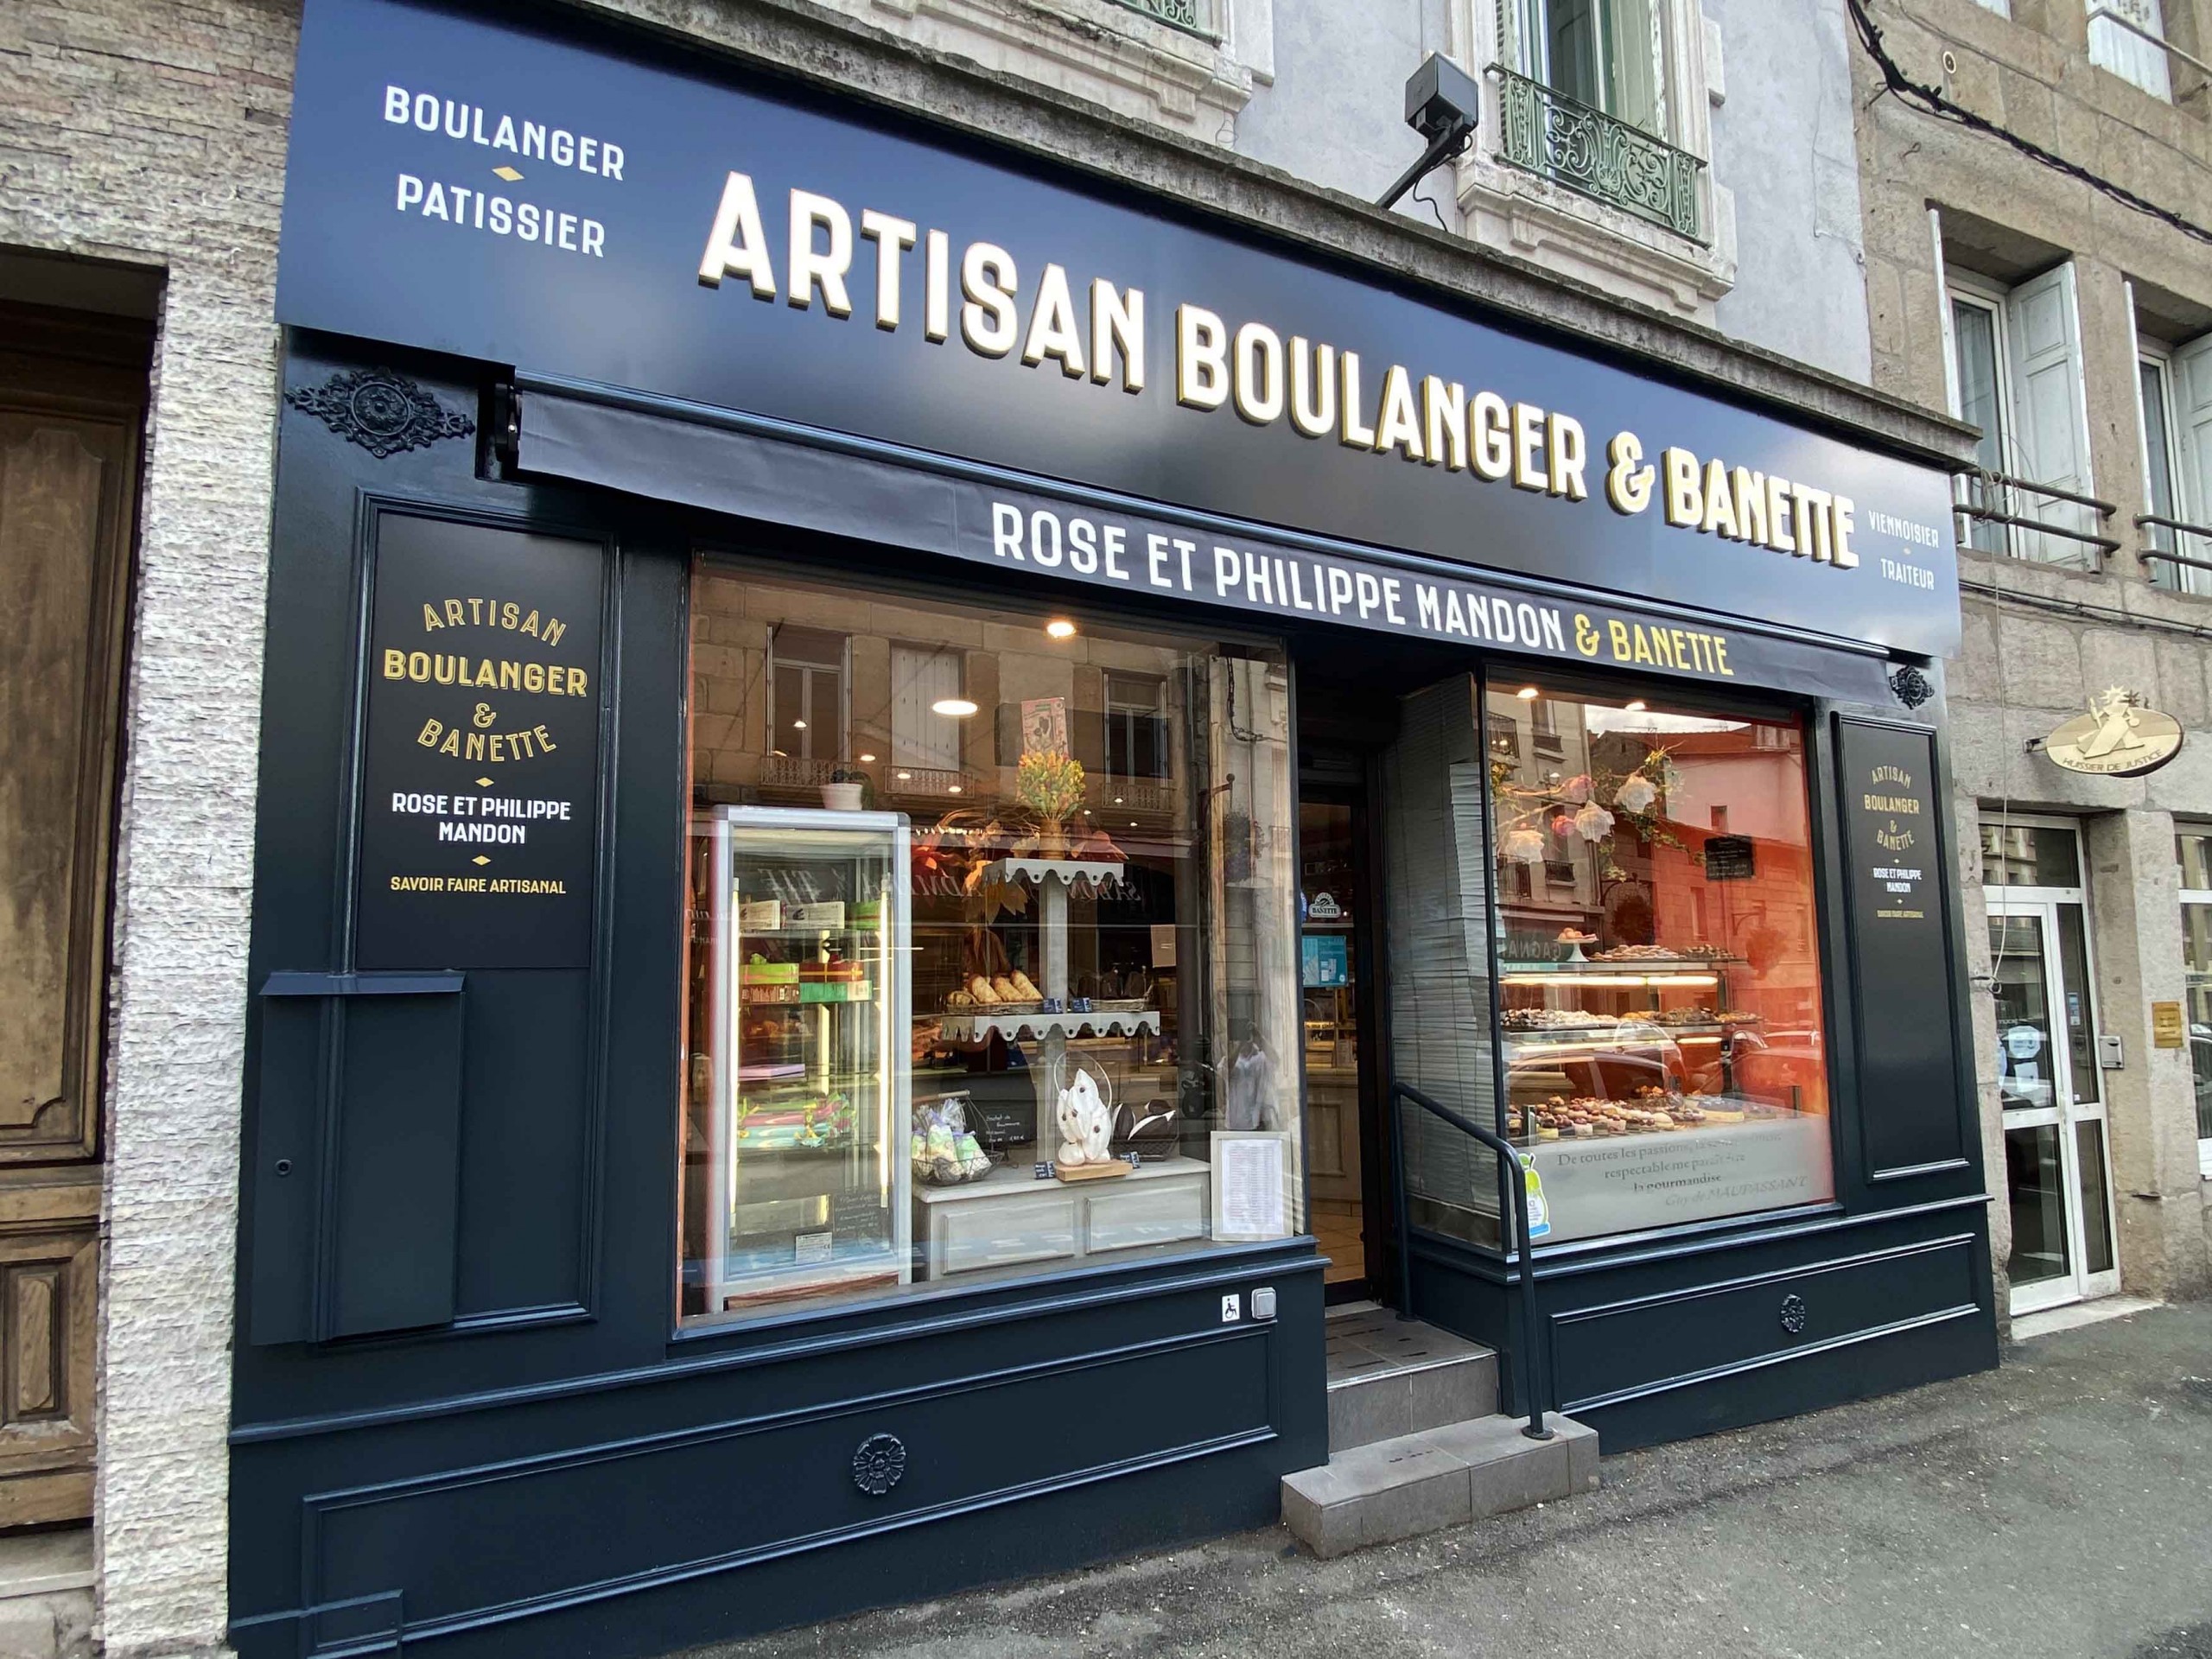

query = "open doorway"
[{"left": 1299, "top": 761, "right": 1394, "bottom": 1306}]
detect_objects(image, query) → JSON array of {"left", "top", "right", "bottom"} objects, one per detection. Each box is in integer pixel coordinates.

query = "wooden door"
[{"left": 0, "top": 301, "right": 147, "bottom": 1525}]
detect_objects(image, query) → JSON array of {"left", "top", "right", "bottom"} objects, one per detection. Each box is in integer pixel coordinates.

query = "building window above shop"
[
  {"left": 682, "top": 563, "right": 1301, "bottom": 1323},
  {"left": 2136, "top": 332, "right": 2212, "bottom": 595},
  {"left": 1980, "top": 819, "right": 2082, "bottom": 888},
  {"left": 1940, "top": 257, "right": 2103, "bottom": 569},
  {"left": 767, "top": 625, "right": 848, "bottom": 772},
  {"left": 2089, "top": 0, "right": 2174, "bottom": 101}
]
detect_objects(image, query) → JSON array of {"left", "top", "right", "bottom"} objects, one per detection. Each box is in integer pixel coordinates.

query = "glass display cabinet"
[{"left": 687, "top": 805, "right": 912, "bottom": 1313}]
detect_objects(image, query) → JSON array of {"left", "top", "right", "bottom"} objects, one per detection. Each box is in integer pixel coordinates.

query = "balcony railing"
[
  {"left": 1109, "top": 0, "right": 1212, "bottom": 39},
  {"left": 1491, "top": 66, "right": 1704, "bottom": 241}
]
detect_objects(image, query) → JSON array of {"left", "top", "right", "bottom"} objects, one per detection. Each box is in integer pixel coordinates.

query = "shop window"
[
  {"left": 2090, "top": 0, "right": 2173, "bottom": 100},
  {"left": 1481, "top": 685, "right": 1834, "bottom": 1245},
  {"left": 2177, "top": 831, "right": 2212, "bottom": 1174},
  {"left": 1942, "top": 261, "right": 2099, "bottom": 567},
  {"left": 681, "top": 564, "right": 1301, "bottom": 1322}
]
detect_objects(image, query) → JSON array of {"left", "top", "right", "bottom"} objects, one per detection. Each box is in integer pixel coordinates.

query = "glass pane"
[
  {"left": 2074, "top": 1120, "right": 2114, "bottom": 1278},
  {"left": 771, "top": 671, "right": 805, "bottom": 760},
  {"left": 1547, "top": 0, "right": 1602, "bottom": 105},
  {"left": 1988, "top": 913, "right": 2057, "bottom": 1112},
  {"left": 2178, "top": 831, "right": 2212, "bottom": 892},
  {"left": 1978, "top": 819, "right": 2080, "bottom": 887},
  {"left": 1482, "top": 684, "right": 1834, "bottom": 1244},
  {"left": 1602, "top": 0, "right": 1662, "bottom": 132},
  {"left": 2004, "top": 1122, "right": 2069, "bottom": 1288},
  {"left": 683, "top": 566, "right": 1301, "bottom": 1323},
  {"left": 2180, "top": 902, "right": 2212, "bottom": 1142},
  {"left": 2054, "top": 903, "right": 2099, "bottom": 1106},
  {"left": 1300, "top": 799, "right": 1363, "bottom": 1287},
  {"left": 1952, "top": 300, "right": 2009, "bottom": 556},
  {"left": 2141, "top": 360, "right": 2177, "bottom": 534}
]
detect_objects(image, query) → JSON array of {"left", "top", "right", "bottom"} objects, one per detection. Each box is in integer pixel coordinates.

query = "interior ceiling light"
[
  {"left": 792, "top": 719, "right": 807, "bottom": 729},
  {"left": 1516, "top": 686, "right": 1540, "bottom": 701},
  {"left": 1624, "top": 700, "right": 1647, "bottom": 713},
  {"left": 947, "top": 783, "right": 963, "bottom": 794},
  {"left": 931, "top": 697, "right": 979, "bottom": 717},
  {"left": 859, "top": 752, "right": 877, "bottom": 762},
  {"left": 895, "top": 770, "right": 912, "bottom": 780},
  {"left": 1046, "top": 619, "right": 1077, "bottom": 639}
]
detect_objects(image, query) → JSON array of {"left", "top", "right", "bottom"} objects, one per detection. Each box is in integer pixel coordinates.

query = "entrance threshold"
[{"left": 2010, "top": 1295, "right": 2161, "bottom": 1343}]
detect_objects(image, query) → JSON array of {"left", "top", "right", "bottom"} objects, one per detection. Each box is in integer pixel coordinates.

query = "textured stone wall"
[{"left": 0, "top": 0, "right": 299, "bottom": 1652}]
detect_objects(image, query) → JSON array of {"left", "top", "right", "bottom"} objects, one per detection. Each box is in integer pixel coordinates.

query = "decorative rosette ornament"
[
  {"left": 1614, "top": 773, "right": 1657, "bottom": 816},
  {"left": 1502, "top": 827, "right": 1547, "bottom": 864},
  {"left": 1572, "top": 801, "right": 1615, "bottom": 842}
]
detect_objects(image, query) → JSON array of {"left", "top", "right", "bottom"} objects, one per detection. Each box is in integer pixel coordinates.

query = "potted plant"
[
  {"left": 1014, "top": 750, "right": 1085, "bottom": 855},
  {"left": 821, "top": 765, "right": 868, "bottom": 811}
]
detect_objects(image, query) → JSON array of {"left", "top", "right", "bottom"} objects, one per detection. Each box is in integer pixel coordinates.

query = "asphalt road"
[{"left": 693, "top": 1300, "right": 2212, "bottom": 1659}]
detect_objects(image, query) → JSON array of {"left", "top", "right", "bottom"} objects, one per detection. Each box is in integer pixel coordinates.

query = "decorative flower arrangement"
[
  {"left": 1015, "top": 750, "right": 1086, "bottom": 823},
  {"left": 1494, "top": 739, "right": 1681, "bottom": 874}
]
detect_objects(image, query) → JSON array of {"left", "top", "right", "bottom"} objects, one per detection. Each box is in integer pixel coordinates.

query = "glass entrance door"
[
  {"left": 1300, "top": 786, "right": 1382, "bottom": 1302},
  {"left": 1987, "top": 896, "right": 2119, "bottom": 1313}
]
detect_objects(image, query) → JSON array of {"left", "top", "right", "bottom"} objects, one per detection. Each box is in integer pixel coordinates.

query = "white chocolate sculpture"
[{"left": 1052, "top": 1066, "right": 1115, "bottom": 1166}]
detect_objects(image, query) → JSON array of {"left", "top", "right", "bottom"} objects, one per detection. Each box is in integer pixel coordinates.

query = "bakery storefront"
[{"left": 234, "top": 2, "right": 1997, "bottom": 1653}]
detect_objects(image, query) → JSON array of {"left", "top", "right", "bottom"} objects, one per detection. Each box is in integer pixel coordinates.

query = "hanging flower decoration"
[
  {"left": 1558, "top": 773, "right": 1592, "bottom": 804},
  {"left": 1573, "top": 801, "right": 1615, "bottom": 842},
  {"left": 1615, "top": 772, "right": 1657, "bottom": 816},
  {"left": 1502, "top": 827, "right": 1547, "bottom": 864},
  {"left": 1549, "top": 811, "right": 1576, "bottom": 838}
]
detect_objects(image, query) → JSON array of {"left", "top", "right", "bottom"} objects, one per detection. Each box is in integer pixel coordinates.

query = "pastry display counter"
[{"left": 912, "top": 1155, "right": 1211, "bottom": 1280}]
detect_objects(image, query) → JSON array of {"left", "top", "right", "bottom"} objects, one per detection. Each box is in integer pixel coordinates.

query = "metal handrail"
[
  {"left": 1954, "top": 502, "right": 2122, "bottom": 556},
  {"left": 2138, "top": 511, "right": 2212, "bottom": 541},
  {"left": 1388, "top": 1081, "right": 1554, "bottom": 1441},
  {"left": 1971, "top": 468, "right": 2116, "bottom": 518}
]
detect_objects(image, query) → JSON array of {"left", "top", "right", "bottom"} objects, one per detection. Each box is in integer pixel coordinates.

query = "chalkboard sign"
[
  {"left": 354, "top": 514, "right": 605, "bottom": 969},
  {"left": 1837, "top": 717, "right": 1964, "bottom": 1179}
]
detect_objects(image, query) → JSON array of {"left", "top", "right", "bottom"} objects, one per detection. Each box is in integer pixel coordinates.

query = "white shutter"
[
  {"left": 891, "top": 645, "right": 963, "bottom": 772},
  {"left": 2089, "top": 0, "right": 2171, "bottom": 100},
  {"left": 2172, "top": 333, "right": 2212, "bottom": 562},
  {"left": 2004, "top": 264, "right": 2096, "bottom": 563}
]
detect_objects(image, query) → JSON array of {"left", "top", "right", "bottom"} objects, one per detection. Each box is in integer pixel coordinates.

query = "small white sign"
[
  {"left": 1212, "top": 1130, "right": 1290, "bottom": 1242},
  {"left": 1220, "top": 1293, "right": 1242, "bottom": 1324},
  {"left": 2003, "top": 1024, "right": 2044, "bottom": 1062},
  {"left": 794, "top": 1231, "right": 832, "bottom": 1267}
]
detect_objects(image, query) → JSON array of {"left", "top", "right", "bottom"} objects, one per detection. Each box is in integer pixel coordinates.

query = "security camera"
[{"left": 1404, "top": 53, "right": 1481, "bottom": 145}]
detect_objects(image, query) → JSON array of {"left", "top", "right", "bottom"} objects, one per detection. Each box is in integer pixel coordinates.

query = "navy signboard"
[
  {"left": 276, "top": 0, "right": 1962, "bottom": 660},
  {"left": 356, "top": 514, "right": 603, "bottom": 969},
  {"left": 1837, "top": 717, "right": 1965, "bottom": 1179}
]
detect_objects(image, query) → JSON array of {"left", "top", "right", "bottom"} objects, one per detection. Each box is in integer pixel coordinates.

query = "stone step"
[
  {"left": 1281, "top": 1412, "right": 1599, "bottom": 1560},
  {"left": 1325, "top": 1304, "right": 1497, "bottom": 1452}
]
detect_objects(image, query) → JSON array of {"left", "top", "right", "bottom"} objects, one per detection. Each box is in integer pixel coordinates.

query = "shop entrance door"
[
  {"left": 1299, "top": 781, "right": 1391, "bottom": 1304},
  {"left": 1986, "top": 893, "right": 2120, "bottom": 1313}
]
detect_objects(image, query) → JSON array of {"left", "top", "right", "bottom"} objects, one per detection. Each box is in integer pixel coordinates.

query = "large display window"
[
  {"left": 679, "top": 562, "right": 1302, "bottom": 1321},
  {"left": 1484, "top": 682, "right": 1835, "bottom": 1244}
]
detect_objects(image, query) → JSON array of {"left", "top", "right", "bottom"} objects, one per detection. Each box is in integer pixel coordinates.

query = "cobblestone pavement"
[{"left": 689, "top": 1300, "right": 2212, "bottom": 1659}]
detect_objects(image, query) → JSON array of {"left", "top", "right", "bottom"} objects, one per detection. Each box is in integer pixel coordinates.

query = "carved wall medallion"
[
  {"left": 1889, "top": 665, "right": 1935, "bottom": 709},
  {"left": 851, "top": 1432, "right": 907, "bottom": 1497},
  {"left": 286, "top": 368, "right": 474, "bottom": 459},
  {"left": 1779, "top": 1293, "right": 1808, "bottom": 1335}
]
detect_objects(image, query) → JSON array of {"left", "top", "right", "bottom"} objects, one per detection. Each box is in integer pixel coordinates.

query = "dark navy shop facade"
[{"left": 235, "top": 1, "right": 1996, "bottom": 1650}]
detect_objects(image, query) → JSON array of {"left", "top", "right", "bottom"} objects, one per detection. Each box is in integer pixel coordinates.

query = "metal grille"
[
  {"left": 1493, "top": 65, "right": 1704, "bottom": 241},
  {"left": 1110, "top": 0, "right": 1210, "bottom": 37}
]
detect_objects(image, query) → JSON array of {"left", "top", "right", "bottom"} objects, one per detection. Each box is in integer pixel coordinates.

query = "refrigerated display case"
[{"left": 688, "top": 805, "right": 911, "bottom": 1312}]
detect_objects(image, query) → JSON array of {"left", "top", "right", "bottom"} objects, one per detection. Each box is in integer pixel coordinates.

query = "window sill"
[
  {"left": 1452, "top": 149, "right": 1737, "bottom": 324},
  {"left": 824, "top": 0, "right": 1255, "bottom": 136}
]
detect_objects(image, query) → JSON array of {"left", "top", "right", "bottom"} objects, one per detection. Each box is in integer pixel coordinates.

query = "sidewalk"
[{"left": 694, "top": 1301, "right": 2212, "bottom": 1659}]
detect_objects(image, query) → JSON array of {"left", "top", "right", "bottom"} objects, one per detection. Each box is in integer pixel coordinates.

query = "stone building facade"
[
  {"left": 2, "top": 0, "right": 1972, "bottom": 1653},
  {"left": 1852, "top": 0, "right": 2212, "bottom": 1319}
]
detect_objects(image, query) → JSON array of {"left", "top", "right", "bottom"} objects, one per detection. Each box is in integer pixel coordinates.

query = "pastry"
[
  {"left": 969, "top": 975, "right": 1000, "bottom": 1005},
  {"left": 1010, "top": 970, "right": 1042, "bottom": 1001},
  {"left": 992, "top": 975, "right": 1021, "bottom": 1002}
]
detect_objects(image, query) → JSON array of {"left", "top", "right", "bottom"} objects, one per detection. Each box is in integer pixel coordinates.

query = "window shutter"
[
  {"left": 2003, "top": 264, "right": 2096, "bottom": 563},
  {"left": 891, "top": 645, "right": 963, "bottom": 772},
  {"left": 1497, "top": 0, "right": 1529, "bottom": 75},
  {"left": 2089, "top": 0, "right": 2171, "bottom": 100},
  {"left": 2171, "top": 333, "right": 2212, "bottom": 557}
]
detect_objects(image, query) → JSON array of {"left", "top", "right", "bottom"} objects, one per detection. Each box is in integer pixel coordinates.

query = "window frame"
[
  {"left": 1945, "top": 275, "right": 2018, "bottom": 559},
  {"left": 766, "top": 625, "right": 850, "bottom": 766},
  {"left": 2135, "top": 341, "right": 2207, "bottom": 594},
  {"left": 2177, "top": 827, "right": 2212, "bottom": 1177}
]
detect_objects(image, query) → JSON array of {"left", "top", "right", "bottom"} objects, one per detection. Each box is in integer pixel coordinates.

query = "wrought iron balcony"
[
  {"left": 1491, "top": 66, "right": 1704, "bottom": 241},
  {"left": 1109, "top": 0, "right": 1211, "bottom": 38}
]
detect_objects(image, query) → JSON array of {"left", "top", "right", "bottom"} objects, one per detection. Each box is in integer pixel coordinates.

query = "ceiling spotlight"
[
  {"left": 1113, "top": 796, "right": 1124, "bottom": 805},
  {"left": 1128, "top": 821, "right": 1139, "bottom": 828},
  {"left": 1046, "top": 619, "right": 1077, "bottom": 640},
  {"left": 895, "top": 770, "right": 912, "bottom": 780},
  {"left": 931, "top": 697, "right": 980, "bottom": 717},
  {"left": 1516, "top": 686, "right": 1540, "bottom": 701},
  {"left": 792, "top": 719, "right": 807, "bottom": 729},
  {"left": 947, "top": 784, "right": 963, "bottom": 794},
  {"left": 859, "top": 752, "right": 877, "bottom": 762},
  {"left": 1624, "top": 700, "right": 1647, "bottom": 713}
]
